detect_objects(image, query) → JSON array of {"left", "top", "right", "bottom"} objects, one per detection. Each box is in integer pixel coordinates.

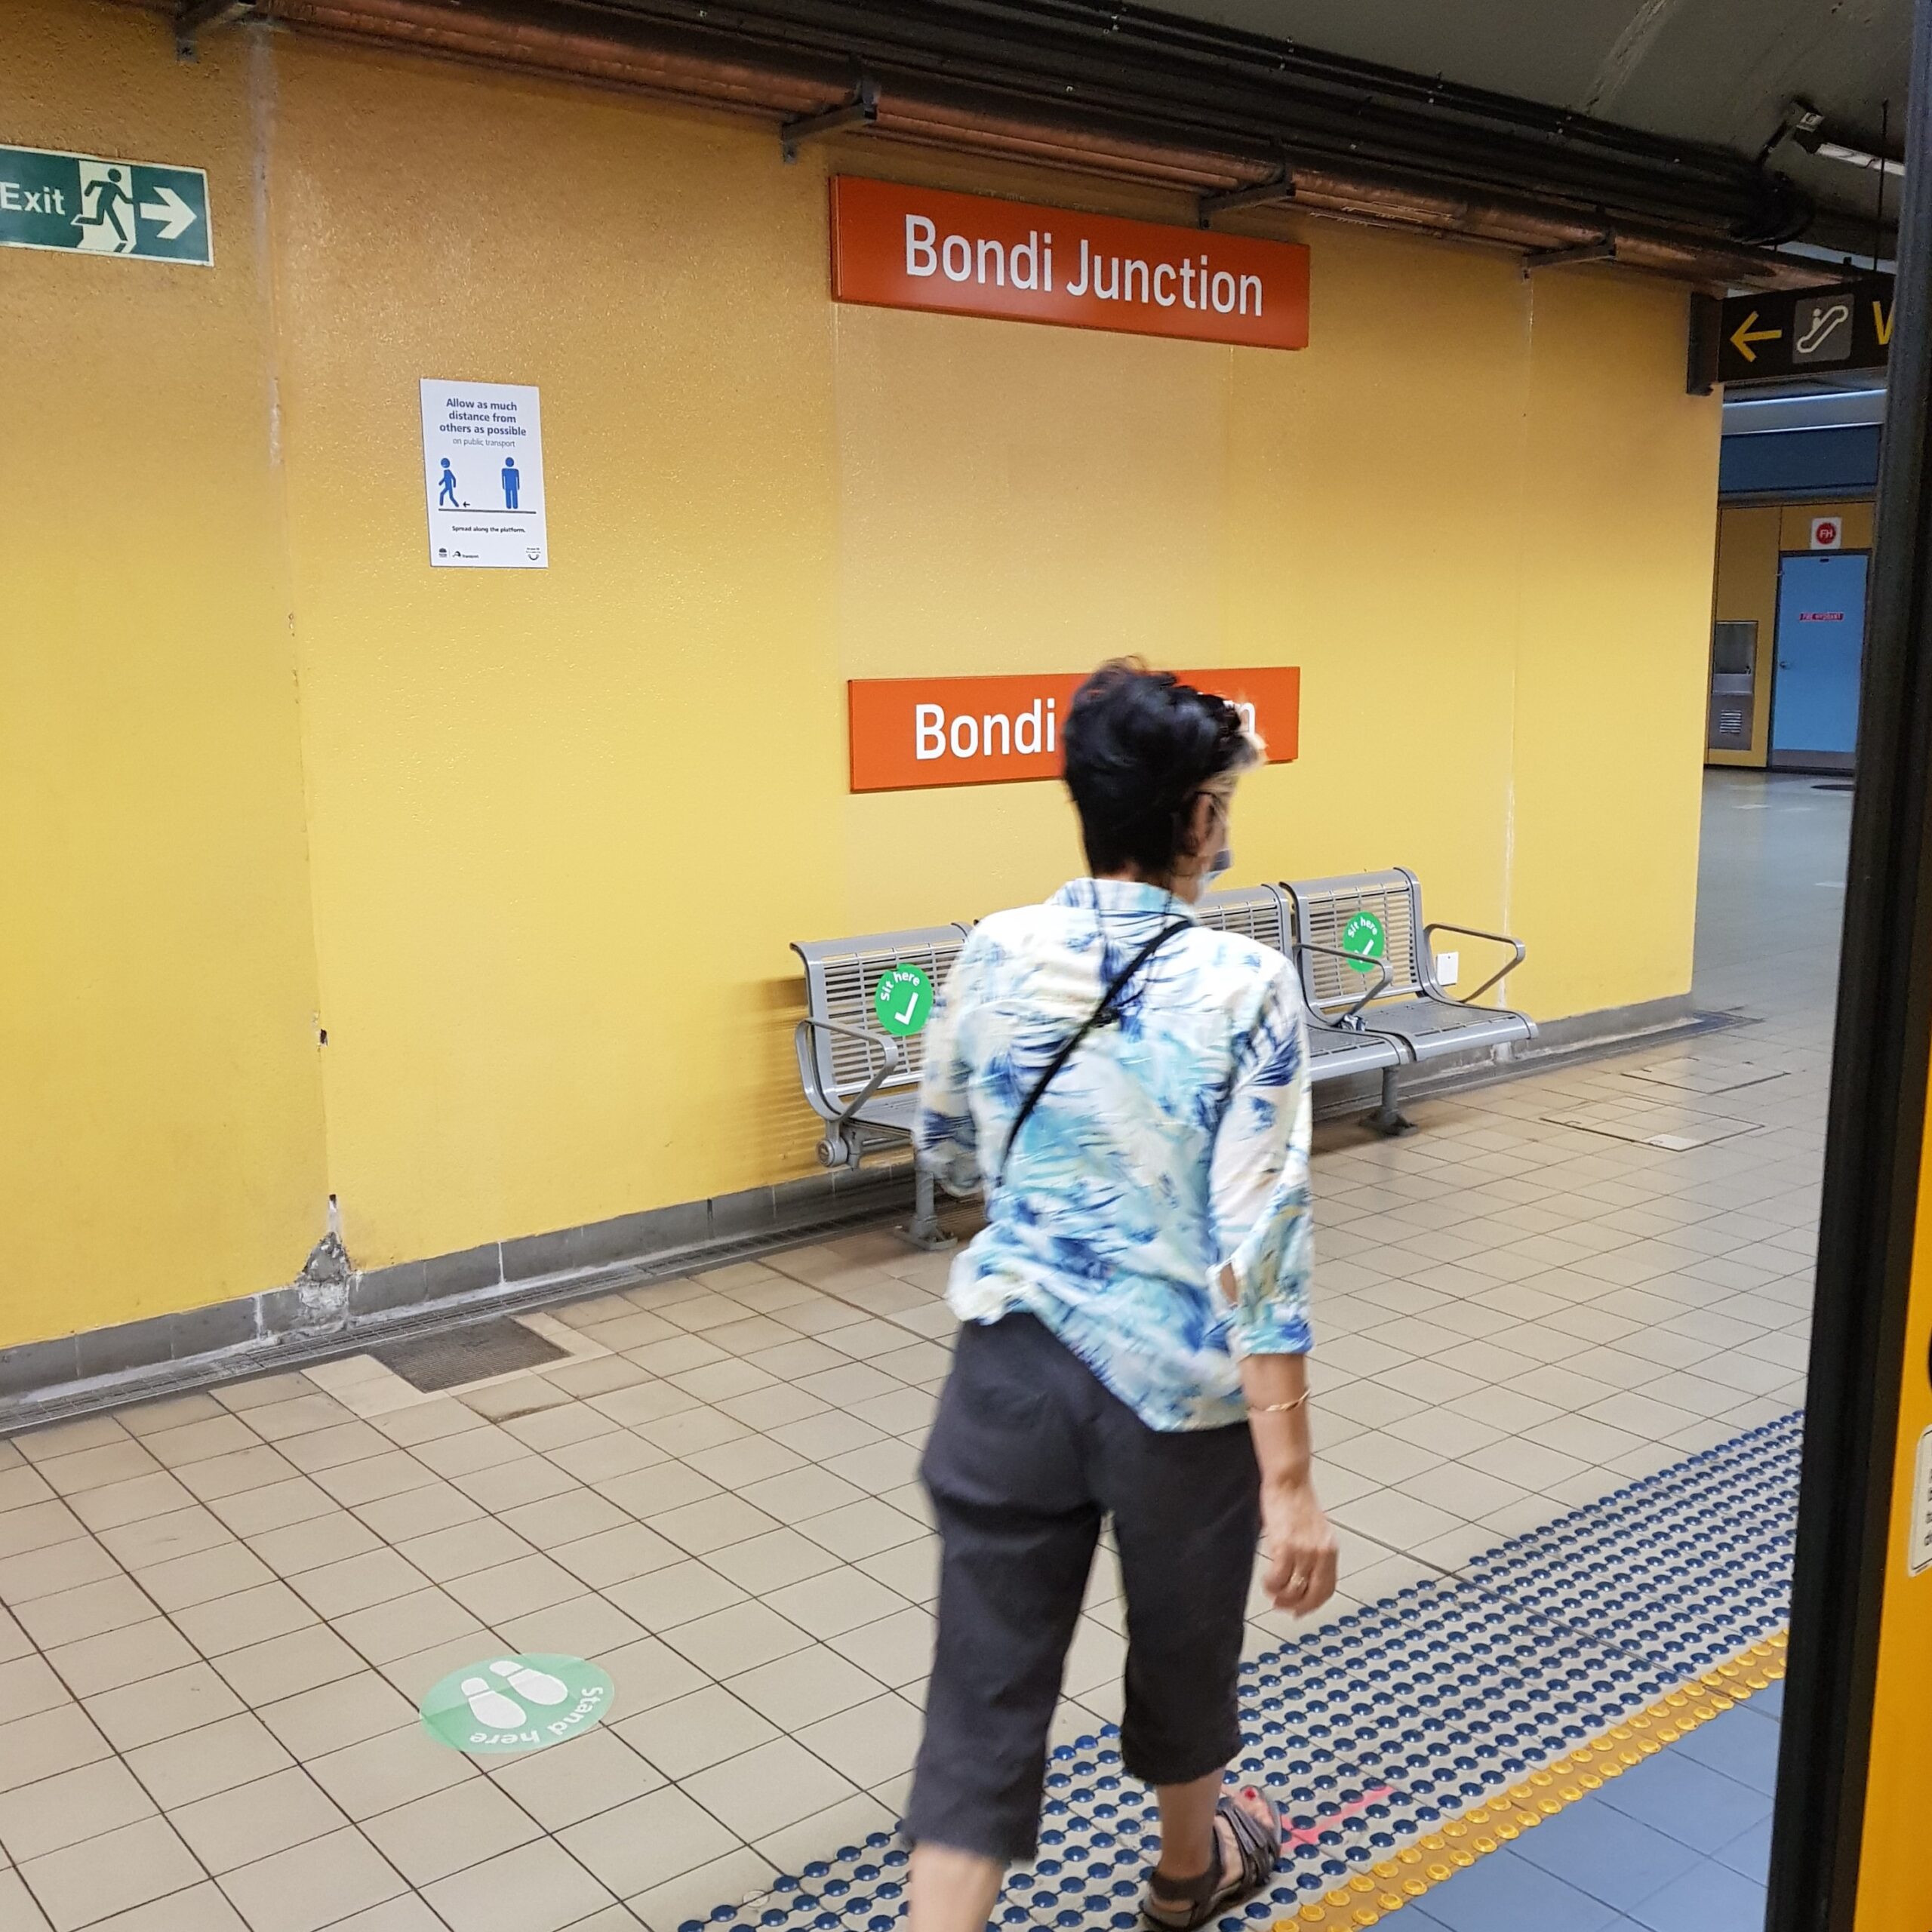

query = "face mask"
[{"left": 1206, "top": 846, "right": 1233, "bottom": 884}]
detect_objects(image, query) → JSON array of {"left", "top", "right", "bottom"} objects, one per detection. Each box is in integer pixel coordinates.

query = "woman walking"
[{"left": 907, "top": 660, "right": 1337, "bottom": 1932}]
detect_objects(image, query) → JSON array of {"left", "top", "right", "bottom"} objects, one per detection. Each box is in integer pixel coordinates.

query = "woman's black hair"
[{"left": 1063, "top": 659, "right": 1258, "bottom": 878}]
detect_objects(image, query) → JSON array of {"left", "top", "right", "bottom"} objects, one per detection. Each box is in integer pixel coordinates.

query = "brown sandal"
[{"left": 1142, "top": 1786, "right": 1284, "bottom": 1930}]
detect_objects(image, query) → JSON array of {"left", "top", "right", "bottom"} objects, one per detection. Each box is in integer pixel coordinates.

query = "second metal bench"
[
  {"left": 1284, "top": 866, "right": 1534, "bottom": 1132},
  {"left": 1194, "top": 884, "right": 1408, "bottom": 1114}
]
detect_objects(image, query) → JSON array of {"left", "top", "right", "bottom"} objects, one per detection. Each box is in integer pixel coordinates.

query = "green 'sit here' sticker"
[
  {"left": 873, "top": 964, "right": 935, "bottom": 1036},
  {"left": 1340, "top": 909, "right": 1387, "bottom": 974}
]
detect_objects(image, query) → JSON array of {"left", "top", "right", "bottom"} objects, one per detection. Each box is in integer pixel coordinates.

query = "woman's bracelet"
[{"left": 1254, "top": 1391, "right": 1311, "bottom": 1415}]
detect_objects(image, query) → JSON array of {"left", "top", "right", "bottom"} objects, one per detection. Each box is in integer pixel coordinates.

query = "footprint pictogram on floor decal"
[
  {"left": 421, "top": 1654, "right": 617, "bottom": 1755},
  {"left": 459, "top": 1677, "right": 528, "bottom": 1728},
  {"left": 491, "top": 1659, "right": 570, "bottom": 1706}
]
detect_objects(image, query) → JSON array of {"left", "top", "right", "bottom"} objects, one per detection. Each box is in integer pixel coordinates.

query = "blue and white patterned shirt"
[{"left": 916, "top": 877, "right": 1313, "bottom": 1431}]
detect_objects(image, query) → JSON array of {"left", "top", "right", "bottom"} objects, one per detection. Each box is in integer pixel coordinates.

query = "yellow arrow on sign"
[{"left": 1729, "top": 309, "right": 1783, "bottom": 362}]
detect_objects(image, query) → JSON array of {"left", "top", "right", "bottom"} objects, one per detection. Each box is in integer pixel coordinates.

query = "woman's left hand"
[{"left": 1259, "top": 1475, "right": 1339, "bottom": 1615}]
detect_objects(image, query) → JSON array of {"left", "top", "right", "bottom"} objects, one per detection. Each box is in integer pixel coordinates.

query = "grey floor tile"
[
  {"left": 1669, "top": 1706, "right": 1782, "bottom": 1795},
  {"left": 360, "top": 1777, "right": 543, "bottom": 1887},
  {"left": 682, "top": 1736, "right": 857, "bottom": 1838},
  {"left": 217, "top": 1826, "right": 411, "bottom": 1932},
  {"left": 724, "top": 1644, "right": 884, "bottom": 1730},
  {"left": 0, "top": 1756, "right": 157, "bottom": 1862},
  {"left": 485, "top": 1729, "right": 662, "bottom": 1832},
  {"left": 305, "top": 1724, "right": 480, "bottom": 1823},
  {"left": 18, "top": 1814, "right": 206, "bottom": 1930},
  {"left": 1512, "top": 1796, "right": 1706, "bottom": 1912},
  {"left": 620, "top": 1684, "right": 779, "bottom": 1780},
  {"left": 1416, "top": 1844, "right": 1618, "bottom": 1932},
  {"left": 626, "top": 1847, "right": 777, "bottom": 1932},
  {"left": 1627, "top": 1860, "right": 1767, "bottom": 1932},
  {"left": 1596, "top": 1748, "right": 1774, "bottom": 1853},
  {"left": 555, "top": 1786, "right": 737, "bottom": 1899}
]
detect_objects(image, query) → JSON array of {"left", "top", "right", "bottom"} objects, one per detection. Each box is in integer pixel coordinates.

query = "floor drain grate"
[{"left": 371, "top": 1318, "right": 570, "bottom": 1392}]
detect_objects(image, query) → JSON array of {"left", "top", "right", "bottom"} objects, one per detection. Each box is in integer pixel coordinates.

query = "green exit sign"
[{"left": 0, "top": 143, "right": 210, "bottom": 266}]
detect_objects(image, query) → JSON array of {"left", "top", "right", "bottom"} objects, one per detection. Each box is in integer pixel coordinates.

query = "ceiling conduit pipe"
[{"left": 233, "top": 0, "right": 1825, "bottom": 289}]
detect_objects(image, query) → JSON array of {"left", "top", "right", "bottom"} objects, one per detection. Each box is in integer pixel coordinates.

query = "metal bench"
[
  {"left": 1284, "top": 866, "right": 1534, "bottom": 1133},
  {"left": 1195, "top": 884, "right": 1407, "bottom": 1105},
  {"left": 791, "top": 879, "right": 1530, "bottom": 1229},
  {"left": 792, "top": 922, "right": 971, "bottom": 1250}
]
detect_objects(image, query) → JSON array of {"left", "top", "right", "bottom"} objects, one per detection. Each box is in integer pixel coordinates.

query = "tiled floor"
[
  {"left": 1407, "top": 1683, "right": 1783, "bottom": 1932},
  {"left": 0, "top": 770, "right": 1844, "bottom": 1932}
]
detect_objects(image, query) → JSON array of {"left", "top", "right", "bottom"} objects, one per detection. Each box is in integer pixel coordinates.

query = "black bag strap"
[{"left": 995, "top": 915, "right": 1192, "bottom": 1186}]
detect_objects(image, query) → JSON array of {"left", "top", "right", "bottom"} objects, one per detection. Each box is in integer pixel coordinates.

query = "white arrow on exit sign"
[{"left": 137, "top": 183, "right": 198, "bottom": 240}]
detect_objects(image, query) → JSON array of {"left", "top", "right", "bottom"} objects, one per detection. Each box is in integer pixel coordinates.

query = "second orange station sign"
[
  {"left": 849, "top": 668, "right": 1301, "bottom": 793},
  {"left": 829, "top": 177, "right": 1311, "bottom": 352}
]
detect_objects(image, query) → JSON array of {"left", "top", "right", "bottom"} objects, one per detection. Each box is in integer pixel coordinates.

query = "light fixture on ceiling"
[{"left": 1770, "top": 97, "right": 1905, "bottom": 180}]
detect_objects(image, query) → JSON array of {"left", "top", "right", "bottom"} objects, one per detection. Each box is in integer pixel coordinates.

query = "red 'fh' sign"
[
  {"left": 849, "top": 668, "right": 1301, "bottom": 793},
  {"left": 829, "top": 177, "right": 1311, "bottom": 352}
]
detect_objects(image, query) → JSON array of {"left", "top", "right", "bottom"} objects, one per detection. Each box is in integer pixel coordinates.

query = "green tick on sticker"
[
  {"left": 1340, "top": 909, "right": 1388, "bottom": 974},
  {"left": 420, "top": 1655, "right": 614, "bottom": 1755},
  {"left": 873, "top": 963, "right": 935, "bottom": 1036}
]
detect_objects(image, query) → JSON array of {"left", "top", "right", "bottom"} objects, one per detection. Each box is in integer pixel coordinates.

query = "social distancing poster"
[{"left": 419, "top": 379, "right": 549, "bottom": 569}]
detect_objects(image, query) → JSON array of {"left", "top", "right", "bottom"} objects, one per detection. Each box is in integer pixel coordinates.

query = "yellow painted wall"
[
  {"left": 0, "top": 0, "right": 329, "bottom": 1351},
  {"left": 835, "top": 208, "right": 1528, "bottom": 939},
  {"left": 1511, "top": 271, "right": 1721, "bottom": 1017},
  {"left": 1709, "top": 497, "right": 1875, "bottom": 768},
  {"left": 268, "top": 35, "right": 846, "bottom": 1269},
  {"left": 2, "top": 0, "right": 1722, "bottom": 1346}
]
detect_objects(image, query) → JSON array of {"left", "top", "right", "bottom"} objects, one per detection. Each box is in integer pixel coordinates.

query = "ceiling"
[
  {"left": 233, "top": 0, "right": 1902, "bottom": 281},
  {"left": 1152, "top": 0, "right": 1910, "bottom": 256}
]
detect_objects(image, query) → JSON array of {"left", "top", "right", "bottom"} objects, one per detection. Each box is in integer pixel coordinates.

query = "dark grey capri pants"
[{"left": 905, "top": 1312, "right": 1261, "bottom": 1863}]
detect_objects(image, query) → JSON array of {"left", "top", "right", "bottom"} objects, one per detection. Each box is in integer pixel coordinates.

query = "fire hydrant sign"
[
  {"left": 420, "top": 380, "right": 549, "bottom": 569},
  {"left": 829, "top": 177, "right": 1310, "bottom": 352},
  {"left": 0, "top": 143, "right": 209, "bottom": 266}
]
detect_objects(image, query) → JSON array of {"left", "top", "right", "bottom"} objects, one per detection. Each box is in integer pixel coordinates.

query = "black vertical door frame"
[{"left": 1769, "top": 0, "right": 1932, "bottom": 1925}]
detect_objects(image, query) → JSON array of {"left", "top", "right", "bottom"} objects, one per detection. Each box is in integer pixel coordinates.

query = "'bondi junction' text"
[{"left": 829, "top": 177, "right": 1311, "bottom": 352}]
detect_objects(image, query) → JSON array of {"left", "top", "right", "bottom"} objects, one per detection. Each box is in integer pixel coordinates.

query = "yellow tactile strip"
[{"left": 1269, "top": 1632, "right": 1789, "bottom": 1929}]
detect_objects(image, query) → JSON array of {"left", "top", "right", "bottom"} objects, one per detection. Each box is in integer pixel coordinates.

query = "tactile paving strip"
[
  {"left": 682, "top": 1412, "right": 1801, "bottom": 1932},
  {"left": 1463, "top": 1410, "right": 1797, "bottom": 1680}
]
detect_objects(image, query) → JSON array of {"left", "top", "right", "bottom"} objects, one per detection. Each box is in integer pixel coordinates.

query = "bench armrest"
[
  {"left": 792, "top": 1015, "right": 904, "bottom": 1131},
  {"left": 1423, "top": 921, "right": 1526, "bottom": 1007},
  {"left": 1295, "top": 940, "right": 1392, "bottom": 1024}
]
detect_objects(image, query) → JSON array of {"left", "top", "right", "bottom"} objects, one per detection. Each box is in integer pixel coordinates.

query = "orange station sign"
[
  {"left": 849, "top": 668, "right": 1300, "bottom": 793},
  {"left": 829, "top": 177, "right": 1311, "bottom": 352}
]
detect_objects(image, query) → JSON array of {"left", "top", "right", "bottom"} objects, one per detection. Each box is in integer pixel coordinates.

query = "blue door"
[{"left": 1771, "top": 550, "right": 1868, "bottom": 765}]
